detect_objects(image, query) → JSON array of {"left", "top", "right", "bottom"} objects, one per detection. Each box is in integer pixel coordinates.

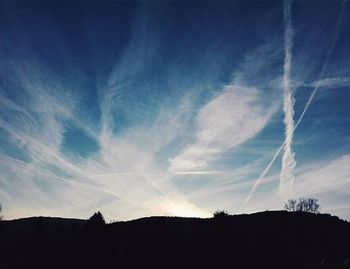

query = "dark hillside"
[{"left": 0, "top": 211, "right": 349, "bottom": 269}]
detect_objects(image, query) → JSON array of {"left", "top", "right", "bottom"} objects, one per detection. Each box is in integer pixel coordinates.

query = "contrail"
[
  {"left": 280, "top": 0, "right": 296, "bottom": 196},
  {"left": 242, "top": 0, "right": 347, "bottom": 207},
  {"left": 294, "top": 0, "right": 347, "bottom": 129},
  {"left": 242, "top": 143, "right": 284, "bottom": 207},
  {"left": 243, "top": 0, "right": 295, "bottom": 207}
]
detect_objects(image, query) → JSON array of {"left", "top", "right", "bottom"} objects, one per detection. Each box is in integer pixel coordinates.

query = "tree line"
[{"left": 0, "top": 197, "right": 321, "bottom": 221}]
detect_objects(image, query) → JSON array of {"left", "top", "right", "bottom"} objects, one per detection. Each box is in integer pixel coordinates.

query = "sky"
[{"left": 0, "top": 0, "right": 350, "bottom": 221}]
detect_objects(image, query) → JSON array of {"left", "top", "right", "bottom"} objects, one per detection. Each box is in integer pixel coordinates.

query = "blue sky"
[{"left": 0, "top": 0, "right": 350, "bottom": 221}]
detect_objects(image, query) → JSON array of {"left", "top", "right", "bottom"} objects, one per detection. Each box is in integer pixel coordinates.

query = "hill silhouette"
[{"left": 0, "top": 211, "right": 349, "bottom": 269}]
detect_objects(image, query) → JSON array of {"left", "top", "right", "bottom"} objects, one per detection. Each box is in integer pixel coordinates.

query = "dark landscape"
[{"left": 1, "top": 211, "right": 349, "bottom": 269}]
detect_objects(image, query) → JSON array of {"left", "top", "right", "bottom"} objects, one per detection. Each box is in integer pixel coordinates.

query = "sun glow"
[{"left": 162, "top": 200, "right": 210, "bottom": 218}]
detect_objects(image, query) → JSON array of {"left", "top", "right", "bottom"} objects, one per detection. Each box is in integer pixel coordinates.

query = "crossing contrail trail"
[
  {"left": 294, "top": 0, "right": 347, "bottom": 129},
  {"left": 243, "top": 0, "right": 295, "bottom": 207},
  {"left": 280, "top": 0, "right": 296, "bottom": 196},
  {"left": 241, "top": 143, "right": 284, "bottom": 207},
  {"left": 242, "top": 0, "right": 347, "bottom": 207}
]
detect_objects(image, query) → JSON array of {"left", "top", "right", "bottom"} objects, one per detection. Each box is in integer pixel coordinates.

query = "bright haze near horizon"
[{"left": 0, "top": 0, "right": 350, "bottom": 221}]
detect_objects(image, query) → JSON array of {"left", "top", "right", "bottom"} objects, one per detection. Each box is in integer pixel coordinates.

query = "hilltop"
[{"left": 0, "top": 211, "right": 349, "bottom": 269}]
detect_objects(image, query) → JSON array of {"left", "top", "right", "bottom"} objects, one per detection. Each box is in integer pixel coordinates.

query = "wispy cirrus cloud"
[
  {"left": 169, "top": 85, "right": 277, "bottom": 173},
  {"left": 0, "top": 56, "right": 211, "bottom": 220},
  {"left": 308, "top": 76, "right": 350, "bottom": 90},
  {"left": 0, "top": 1, "right": 349, "bottom": 222},
  {"left": 288, "top": 76, "right": 350, "bottom": 90}
]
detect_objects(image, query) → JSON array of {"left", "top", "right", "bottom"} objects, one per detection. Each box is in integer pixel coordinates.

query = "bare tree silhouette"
[{"left": 284, "top": 198, "right": 320, "bottom": 213}]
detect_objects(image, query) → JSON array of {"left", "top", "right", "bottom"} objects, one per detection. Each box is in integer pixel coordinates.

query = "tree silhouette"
[
  {"left": 0, "top": 204, "right": 3, "bottom": 221},
  {"left": 84, "top": 211, "right": 106, "bottom": 233},
  {"left": 89, "top": 211, "right": 105, "bottom": 224},
  {"left": 82, "top": 211, "right": 108, "bottom": 263},
  {"left": 284, "top": 198, "right": 320, "bottom": 213},
  {"left": 213, "top": 210, "right": 230, "bottom": 218},
  {"left": 284, "top": 199, "right": 297, "bottom": 211}
]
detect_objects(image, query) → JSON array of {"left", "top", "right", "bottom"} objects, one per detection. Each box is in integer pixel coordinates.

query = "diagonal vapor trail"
[
  {"left": 280, "top": 0, "right": 296, "bottom": 196},
  {"left": 242, "top": 0, "right": 348, "bottom": 208},
  {"left": 294, "top": 0, "right": 347, "bottom": 129}
]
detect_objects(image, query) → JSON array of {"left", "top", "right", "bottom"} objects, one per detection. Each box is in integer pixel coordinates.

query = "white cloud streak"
[
  {"left": 290, "top": 76, "right": 350, "bottom": 90},
  {"left": 242, "top": 0, "right": 348, "bottom": 207},
  {"left": 169, "top": 85, "right": 275, "bottom": 173},
  {"left": 294, "top": 0, "right": 347, "bottom": 130},
  {"left": 311, "top": 77, "right": 350, "bottom": 89},
  {"left": 280, "top": 0, "right": 296, "bottom": 196}
]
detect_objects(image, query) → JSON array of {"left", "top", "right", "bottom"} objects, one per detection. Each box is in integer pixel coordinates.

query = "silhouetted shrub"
[
  {"left": 213, "top": 210, "right": 230, "bottom": 218},
  {"left": 284, "top": 197, "right": 320, "bottom": 213},
  {"left": 81, "top": 211, "right": 109, "bottom": 263},
  {"left": 0, "top": 204, "right": 3, "bottom": 221},
  {"left": 85, "top": 211, "right": 106, "bottom": 230}
]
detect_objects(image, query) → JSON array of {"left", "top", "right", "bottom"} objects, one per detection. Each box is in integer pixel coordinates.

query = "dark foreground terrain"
[{"left": 0, "top": 211, "right": 349, "bottom": 269}]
